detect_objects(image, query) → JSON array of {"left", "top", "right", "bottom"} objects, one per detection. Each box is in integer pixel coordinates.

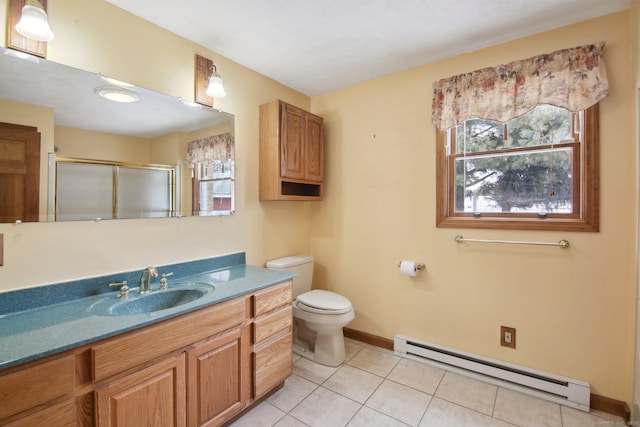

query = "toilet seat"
[{"left": 296, "top": 290, "right": 353, "bottom": 315}]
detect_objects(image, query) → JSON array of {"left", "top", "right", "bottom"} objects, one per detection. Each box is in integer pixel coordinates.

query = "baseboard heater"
[{"left": 394, "top": 334, "right": 590, "bottom": 412}]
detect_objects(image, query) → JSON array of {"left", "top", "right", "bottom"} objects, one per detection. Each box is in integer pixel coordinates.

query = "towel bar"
[{"left": 454, "top": 235, "right": 569, "bottom": 249}]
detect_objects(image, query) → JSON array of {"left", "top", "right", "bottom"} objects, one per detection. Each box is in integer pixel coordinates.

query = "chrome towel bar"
[{"left": 454, "top": 235, "right": 569, "bottom": 249}]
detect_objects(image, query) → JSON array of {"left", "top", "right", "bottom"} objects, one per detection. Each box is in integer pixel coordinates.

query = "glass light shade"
[
  {"left": 205, "top": 75, "right": 226, "bottom": 98},
  {"left": 15, "top": 2, "right": 55, "bottom": 42}
]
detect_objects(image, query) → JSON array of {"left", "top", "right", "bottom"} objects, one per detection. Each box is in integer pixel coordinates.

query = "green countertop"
[{"left": 0, "top": 261, "right": 294, "bottom": 371}]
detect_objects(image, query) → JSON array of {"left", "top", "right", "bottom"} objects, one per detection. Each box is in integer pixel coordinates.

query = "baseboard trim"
[
  {"left": 222, "top": 382, "right": 285, "bottom": 426},
  {"left": 343, "top": 328, "right": 630, "bottom": 424},
  {"left": 590, "top": 393, "right": 631, "bottom": 424},
  {"left": 344, "top": 327, "right": 393, "bottom": 350}
]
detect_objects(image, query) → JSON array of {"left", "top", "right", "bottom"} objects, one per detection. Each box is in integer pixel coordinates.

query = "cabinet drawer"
[
  {"left": 0, "top": 354, "right": 75, "bottom": 420},
  {"left": 92, "top": 297, "right": 247, "bottom": 381},
  {"left": 4, "top": 398, "right": 75, "bottom": 427},
  {"left": 253, "top": 333, "right": 292, "bottom": 398},
  {"left": 253, "top": 305, "right": 292, "bottom": 345},
  {"left": 254, "top": 281, "right": 292, "bottom": 317}
]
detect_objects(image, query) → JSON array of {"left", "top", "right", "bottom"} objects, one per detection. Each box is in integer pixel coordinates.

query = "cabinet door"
[
  {"left": 305, "top": 114, "right": 324, "bottom": 182},
  {"left": 95, "top": 354, "right": 186, "bottom": 427},
  {"left": 280, "top": 103, "right": 305, "bottom": 180},
  {"left": 253, "top": 333, "right": 293, "bottom": 398},
  {"left": 0, "top": 123, "right": 40, "bottom": 223},
  {"left": 187, "top": 327, "right": 246, "bottom": 427}
]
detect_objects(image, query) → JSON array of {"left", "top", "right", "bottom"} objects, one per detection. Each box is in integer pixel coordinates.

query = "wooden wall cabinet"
[
  {"left": 0, "top": 280, "right": 293, "bottom": 427},
  {"left": 259, "top": 100, "right": 324, "bottom": 200}
]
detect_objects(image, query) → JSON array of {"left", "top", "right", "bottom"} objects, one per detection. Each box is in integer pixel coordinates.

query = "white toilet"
[{"left": 266, "top": 255, "right": 355, "bottom": 367}]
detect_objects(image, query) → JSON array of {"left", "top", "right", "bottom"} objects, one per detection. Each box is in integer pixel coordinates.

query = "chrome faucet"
[{"left": 139, "top": 266, "right": 158, "bottom": 294}]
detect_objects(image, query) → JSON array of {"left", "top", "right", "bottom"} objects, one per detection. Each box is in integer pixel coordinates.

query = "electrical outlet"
[{"left": 500, "top": 326, "right": 516, "bottom": 349}]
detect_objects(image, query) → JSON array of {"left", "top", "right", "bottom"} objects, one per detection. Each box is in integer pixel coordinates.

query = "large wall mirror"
[{"left": 0, "top": 47, "right": 235, "bottom": 223}]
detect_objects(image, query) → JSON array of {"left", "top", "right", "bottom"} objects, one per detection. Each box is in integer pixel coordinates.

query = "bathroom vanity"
[{"left": 0, "top": 253, "right": 294, "bottom": 426}]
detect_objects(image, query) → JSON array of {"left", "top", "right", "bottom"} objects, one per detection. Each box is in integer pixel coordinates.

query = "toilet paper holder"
[{"left": 397, "top": 261, "right": 425, "bottom": 271}]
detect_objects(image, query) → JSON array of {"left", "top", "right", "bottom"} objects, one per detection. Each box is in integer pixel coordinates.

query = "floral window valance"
[
  {"left": 186, "top": 132, "right": 234, "bottom": 167},
  {"left": 431, "top": 42, "right": 608, "bottom": 130}
]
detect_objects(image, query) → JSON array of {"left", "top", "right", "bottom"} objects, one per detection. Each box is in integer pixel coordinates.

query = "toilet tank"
[{"left": 266, "top": 255, "right": 314, "bottom": 298}]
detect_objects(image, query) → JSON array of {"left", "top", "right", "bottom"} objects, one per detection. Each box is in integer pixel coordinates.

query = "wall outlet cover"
[{"left": 500, "top": 326, "right": 516, "bottom": 349}]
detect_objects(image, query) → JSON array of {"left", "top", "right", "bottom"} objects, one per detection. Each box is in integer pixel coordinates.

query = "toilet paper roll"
[{"left": 400, "top": 260, "right": 418, "bottom": 277}]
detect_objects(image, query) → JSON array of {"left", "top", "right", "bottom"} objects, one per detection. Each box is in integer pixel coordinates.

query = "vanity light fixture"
[
  {"left": 195, "top": 54, "right": 226, "bottom": 107},
  {"left": 205, "top": 64, "right": 226, "bottom": 98},
  {"left": 15, "top": 0, "right": 54, "bottom": 42},
  {"left": 94, "top": 86, "right": 140, "bottom": 103}
]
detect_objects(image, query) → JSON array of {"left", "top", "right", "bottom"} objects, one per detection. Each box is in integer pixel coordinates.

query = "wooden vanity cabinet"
[
  {"left": 0, "top": 354, "right": 76, "bottom": 426},
  {"left": 95, "top": 354, "right": 186, "bottom": 427},
  {"left": 187, "top": 327, "right": 249, "bottom": 427},
  {"left": 92, "top": 296, "right": 249, "bottom": 427},
  {"left": 4, "top": 399, "right": 76, "bottom": 427},
  {"left": 0, "top": 280, "right": 293, "bottom": 427},
  {"left": 259, "top": 100, "right": 324, "bottom": 200},
  {"left": 252, "top": 281, "right": 293, "bottom": 399}
]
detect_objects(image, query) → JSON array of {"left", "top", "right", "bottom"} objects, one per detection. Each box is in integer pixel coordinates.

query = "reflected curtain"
[
  {"left": 431, "top": 42, "right": 608, "bottom": 130},
  {"left": 186, "top": 132, "right": 234, "bottom": 167}
]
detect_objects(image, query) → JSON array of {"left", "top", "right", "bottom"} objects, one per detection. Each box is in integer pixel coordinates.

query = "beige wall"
[
  {"left": 0, "top": 0, "right": 637, "bottom": 406},
  {"left": 0, "top": 0, "right": 312, "bottom": 288},
  {"left": 310, "top": 12, "right": 637, "bottom": 402},
  {"left": 55, "top": 126, "right": 152, "bottom": 164},
  {"left": 633, "top": 0, "right": 640, "bottom": 419}
]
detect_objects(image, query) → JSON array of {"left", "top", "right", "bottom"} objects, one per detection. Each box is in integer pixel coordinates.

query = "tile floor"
[{"left": 231, "top": 338, "right": 626, "bottom": 427}]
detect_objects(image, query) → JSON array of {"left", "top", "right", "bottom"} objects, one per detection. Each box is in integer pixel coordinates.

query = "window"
[
  {"left": 192, "top": 159, "right": 234, "bottom": 216},
  {"left": 436, "top": 104, "right": 599, "bottom": 231},
  {"left": 186, "top": 132, "right": 235, "bottom": 216}
]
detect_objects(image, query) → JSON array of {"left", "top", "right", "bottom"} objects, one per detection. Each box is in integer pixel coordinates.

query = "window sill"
[{"left": 436, "top": 216, "right": 598, "bottom": 232}]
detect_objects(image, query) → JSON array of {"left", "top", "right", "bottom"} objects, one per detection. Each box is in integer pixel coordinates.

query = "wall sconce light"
[
  {"left": 195, "top": 54, "right": 226, "bottom": 107},
  {"left": 7, "top": 0, "right": 53, "bottom": 57},
  {"left": 15, "top": 0, "right": 54, "bottom": 41},
  {"left": 205, "top": 64, "right": 226, "bottom": 98}
]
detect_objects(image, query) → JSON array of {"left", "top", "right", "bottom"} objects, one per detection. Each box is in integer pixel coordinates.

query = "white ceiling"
[{"left": 104, "top": 0, "right": 632, "bottom": 96}]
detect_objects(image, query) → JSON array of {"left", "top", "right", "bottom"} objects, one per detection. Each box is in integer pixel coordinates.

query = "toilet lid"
[{"left": 296, "top": 290, "right": 352, "bottom": 314}]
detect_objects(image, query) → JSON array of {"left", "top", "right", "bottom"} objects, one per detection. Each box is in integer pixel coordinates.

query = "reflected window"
[
  {"left": 187, "top": 132, "right": 235, "bottom": 216},
  {"left": 193, "top": 159, "right": 234, "bottom": 215}
]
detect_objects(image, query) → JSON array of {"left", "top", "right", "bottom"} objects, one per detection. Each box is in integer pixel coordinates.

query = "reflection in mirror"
[
  {"left": 187, "top": 132, "right": 235, "bottom": 216},
  {"left": 51, "top": 156, "right": 180, "bottom": 221},
  {"left": 0, "top": 47, "right": 235, "bottom": 222}
]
